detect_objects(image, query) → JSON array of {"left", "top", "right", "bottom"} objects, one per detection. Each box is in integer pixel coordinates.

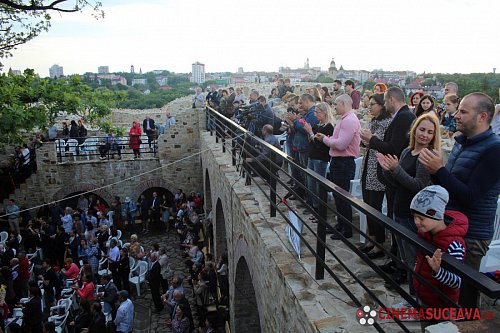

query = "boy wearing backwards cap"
[{"left": 410, "top": 185, "right": 468, "bottom": 312}]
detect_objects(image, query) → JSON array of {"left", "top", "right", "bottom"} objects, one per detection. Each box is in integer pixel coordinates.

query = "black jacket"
[
  {"left": 143, "top": 118, "right": 155, "bottom": 132},
  {"left": 147, "top": 261, "right": 162, "bottom": 286}
]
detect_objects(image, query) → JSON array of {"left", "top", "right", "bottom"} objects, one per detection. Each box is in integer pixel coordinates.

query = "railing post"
[
  {"left": 315, "top": 183, "right": 328, "bottom": 280},
  {"left": 231, "top": 124, "right": 236, "bottom": 166},
  {"left": 270, "top": 153, "right": 276, "bottom": 217},
  {"left": 222, "top": 122, "right": 226, "bottom": 153}
]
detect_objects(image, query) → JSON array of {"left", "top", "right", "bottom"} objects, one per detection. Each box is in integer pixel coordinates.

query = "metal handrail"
[
  {"left": 54, "top": 135, "right": 159, "bottom": 162},
  {"left": 205, "top": 106, "right": 500, "bottom": 330}
]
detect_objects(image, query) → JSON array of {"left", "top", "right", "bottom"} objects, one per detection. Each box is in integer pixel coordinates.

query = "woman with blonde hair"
[
  {"left": 302, "top": 102, "right": 335, "bottom": 217},
  {"left": 376, "top": 113, "right": 440, "bottom": 298}
]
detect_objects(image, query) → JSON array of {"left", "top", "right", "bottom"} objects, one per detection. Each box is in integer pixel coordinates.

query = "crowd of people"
[
  {"left": 0, "top": 185, "right": 228, "bottom": 333},
  {"left": 206, "top": 79, "right": 500, "bottom": 328}
]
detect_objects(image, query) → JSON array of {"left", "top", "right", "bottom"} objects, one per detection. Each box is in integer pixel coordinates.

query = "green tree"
[
  {"left": 0, "top": 0, "right": 103, "bottom": 62},
  {"left": 315, "top": 74, "right": 334, "bottom": 83}
]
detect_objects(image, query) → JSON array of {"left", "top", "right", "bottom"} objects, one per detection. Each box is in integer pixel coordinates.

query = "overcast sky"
[{"left": 2, "top": 0, "right": 499, "bottom": 77}]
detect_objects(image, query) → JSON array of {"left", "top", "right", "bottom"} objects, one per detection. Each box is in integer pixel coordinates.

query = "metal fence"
[
  {"left": 205, "top": 106, "right": 500, "bottom": 332},
  {"left": 54, "top": 135, "right": 158, "bottom": 163}
]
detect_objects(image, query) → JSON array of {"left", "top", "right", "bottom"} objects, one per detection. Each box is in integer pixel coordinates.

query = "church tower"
[{"left": 328, "top": 58, "right": 337, "bottom": 80}]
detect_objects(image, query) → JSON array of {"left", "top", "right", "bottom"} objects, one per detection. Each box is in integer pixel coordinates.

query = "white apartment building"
[{"left": 191, "top": 62, "right": 205, "bottom": 84}]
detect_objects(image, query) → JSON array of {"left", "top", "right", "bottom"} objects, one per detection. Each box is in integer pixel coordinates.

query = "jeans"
[
  {"left": 330, "top": 157, "right": 355, "bottom": 235},
  {"left": 361, "top": 188, "right": 386, "bottom": 244},
  {"left": 394, "top": 215, "right": 417, "bottom": 295},
  {"left": 296, "top": 150, "right": 309, "bottom": 185},
  {"left": 306, "top": 159, "right": 329, "bottom": 208},
  {"left": 459, "top": 238, "right": 491, "bottom": 308}
]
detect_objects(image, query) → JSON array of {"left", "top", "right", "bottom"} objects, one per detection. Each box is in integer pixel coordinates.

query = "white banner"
[{"left": 285, "top": 210, "right": 303, "bottom": 259}]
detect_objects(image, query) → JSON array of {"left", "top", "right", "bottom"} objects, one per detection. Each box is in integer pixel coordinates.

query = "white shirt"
[{"left": 108, "top": 246, "right": 120, "bottom": 262}]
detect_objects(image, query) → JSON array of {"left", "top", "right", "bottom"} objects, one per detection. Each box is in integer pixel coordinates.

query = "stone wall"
[
  {"left": 1, "top": 97, "right": 203, "bottom": 212},
  {"left": 201, "top": 130, "right": 320, "bottom": 333}
]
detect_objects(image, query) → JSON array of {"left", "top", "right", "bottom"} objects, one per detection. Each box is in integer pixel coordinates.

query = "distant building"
[
  {"left": 132, "top": 78, "right": 147, "bottom": 86},
  {"left": 8, "top": 68, "right": 22, "bottom": 76},
  {"left": 191, "top": 62, "right": 205, "bottom": 84},
  {"left": 98, "top": 66, "right": 109, "bottom": 74},
  {"left": 130, "top": 65, "right": 135, "bottom": 74},
  {"left": 97, "top": 74, "right": 127, "bottom": 86},
  {"left": 238, "top": 67, "right": 244, "bottom": 74},
  {"left": 328, "top": 58, "right": 337, "bottom": 80},
  {"left": 156, "top": 76, "right": 168, "bottom": 86},
  {"left": 49, "top": 64, "right": 64, "bottom": 78}
]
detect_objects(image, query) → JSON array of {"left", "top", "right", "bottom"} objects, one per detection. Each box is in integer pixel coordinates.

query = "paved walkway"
[{"left": 126, "top": 229, "right": 198, "bottom": 333}]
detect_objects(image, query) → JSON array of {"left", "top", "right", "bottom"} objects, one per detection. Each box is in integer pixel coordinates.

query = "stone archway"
[
  {"left": 234, "top": 256, "right": 262, "bottom": 333},
  {"left": 52, "top": 183, "right": 114, "bottom": 204},
  {"left": 204, "top": 169, "right": 212, "bottom": 211},
  {"left": 131, "top": 178, "right": 177, "bottom": 202},
  {"left": 215, "top": 198, "right": 228, "bottom": 259}
]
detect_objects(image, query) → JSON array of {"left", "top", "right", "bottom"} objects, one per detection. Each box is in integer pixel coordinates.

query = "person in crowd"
[
  {"left": 69, "top": 300, "right": 92, "bottom": 333},
  {"left": 245, "top": 124, "right": 284, "bottom": 183},
  {"left": 444, "top": 82, "right": 459, "bottom": 96},
  {"left": 360, "top": 86, "right": 416, "bottom": 274},
  {"left": 359, "top": 90, "right": 372, "bottom": 115},
  {"left": 138, "top": 194, "right": 149, "bottom": 234},
  {"left": 170, "top": 290, "right": 194, "bottom": 331},
  {"left": 148, "top": 252, "right": 164, "bottom": 313},
  {"left": 107, "top": 239, "right": 121, "bottom": 290},
  {"left": 142, "top": 115, "right": 156, "bottom": 151},
  {"left": 193, "top": 87, "right": 205, "bottom": 108},
  {"left": 344, "top": 80, "right": 360, "bottom": 109},
  {"left": 61, "top": 207, "right": 73, "bottom": 234},
  {"left": 167, "top": 303, "right": 191, "bottom": 333},
  {"left": 409, "top": 91, "right": 424, "bottom": 113},
  {"left": 373, "top": 83, "right": 388, "bottom": 94},
  {"left": 414, "top": 94, "right": 437, "bottom": 118},
  {"left": 73, "top": 273, "right": 96, "bottom": 301},
  {"left": 85, "top": 237, "right": 100, "bottom": 277},
  {"left": 287, "top": 94, "right": 319, "bottom": 197},
  {"left": 115, "top": 290, "right": 134, "bottom": 333},
  {"left": 418, "top": 92, "right": 500, "bottom": 309},
  {"left": 16, "top": 251, "right": 30, "bottom": 298},
  {"left": 160, "top": 194, "right": 171, "bottom": 232},
  {"left": 161, "top": 276, "right": 185, "bottom": 316},
  {"left": 77, "top": 238, "right": 88, "bottom": 265},
  {"left": 310, "top": 87, "right": 322, "bottom": 102},
  {"left": 69, "top": 120, "right": 79, "bottom": 139},
  {"left": 62, "top": 122, "right": 69, "bottom": 137},
  {"left": 159, "top": 248, "right": 171, "bottom": 292},
  {"left": 40, "top": 258, "right": 58, "bottom": 307},
  {"left": 150, "top": 191, "right": 161, "bottom": 232},
  {"left": 165, "top": 112, "right": 176, "bottom": 132},
  {"left": 278, "top": 78, "right": 294, "bottom": 98},
  {"left": 332, "top": 79, "right": 344, "bottom": 102},
  {"left": 491, "top": 104, "right": 500, "bottom": 135},
  {"left": 87, "top": 302, "right": 106, "bottom": 333},
  {"left": 316, "top": 94, "right": 361, "bottom": 239},
  {"left": 77, "top": 119, "right": 87, "bottom": 144},
  {"left": 62, "top": 258, "right": 80, "bottom": 280},
  {"left": 77, "top": 195, "right": 89, "bottom": 213},
  {"left": 441, "top": 94, "right": 459, "bottom": 133},
  {"left": 118, "top": 248, "right": 131, "bottom": 294},
  {"left": 5, "top": 199, "right": 20, "bottom": 235},
  {"left": 359, "top": 93, "right": 392, "bottom": 257},
  {"left": 128, "top": 121, "right": 142, "bottom": 159},
  {"left": 67, "top": 229, "right": 81, "bottom": 265},
  {"left": 98, "top": 274, "right": 118, "bottom": 318},
  {"left": 409, "top": 186, "right": 467, "bottom": 330},
  {"left": 122, "top": 197, "right": 137, "bottom": 234},
  {"left": 21, "top": 287, "right": 43, "bottom": 333},
  {"left": 194, "top": 271, "right": 209, "bottom": 326},
  {"left": 128, "top": 234, "right": 145, "bottom": 260},
  {"left": 377, "top": 113, "right": 439, "bottom": 295},
  {"left": 302, "top": 102, "right": 335, "bottom": 217}
]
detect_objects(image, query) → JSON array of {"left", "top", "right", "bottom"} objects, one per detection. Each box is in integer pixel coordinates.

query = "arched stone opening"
[
  {"left": 215, "top": 198, "right": 228, "bottom": 259},
  {"left": 204, "top": 169, "right": 212, "bottom": 211},
  {"left": 52, "top": 183, "right": 114, "bottom": 205},
  {"left": 234, "top": 256, "right": 262, "bottom": 333},
  {"left": 59, "top": 191, "right": 110, "bottom": 211},
  {"left": 136, "top": 187, "right": 175, "bottom": 208},
  {"left": 131, "top": 178, "right": 177, "bottom": 202}
]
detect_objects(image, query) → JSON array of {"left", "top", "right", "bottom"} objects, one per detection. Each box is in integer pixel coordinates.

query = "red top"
[
  {"left": 129, "top": 121, "right": 142, "bottom": 149},
  {"left": 64, "top": 263, "right": 80, "bottom": 280},
  {"left": 77, "top": 281, "right": 96, "bottom": 301},
  {"left": 19, "top": 258, "right": 30, "bottom": 281}
]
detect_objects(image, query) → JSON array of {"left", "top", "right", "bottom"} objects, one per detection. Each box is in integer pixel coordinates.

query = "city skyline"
[{"left": 1, "top": 0, "right": 499, "bottom": 77}]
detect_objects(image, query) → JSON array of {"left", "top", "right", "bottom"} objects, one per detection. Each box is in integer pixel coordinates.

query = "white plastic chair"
[
  {"left": 349, "top": 179, "right": 368, "bottom": 243},
  {"left": 493, "top": 198, "right": 500, "bottom": 241},
  {"left": 48, "top": 311, "right": 69, "bottom": 333},
  {"left": 17, "top": 234, "right": 22, "bottom": 244},
  {"left": 129, "top": 256, "right": 137, "bottom": 272},
  {"left": 354, "top": 156, "right": 363, "bottom": 180},
  {"left": 55, "top": 139, "right": 67, "bottom": 160},
  {"left": 66, "top": 139, "right": 79, "bottom": 161},
  {"left": 98, "top": 251, "right": 111, "bottom": 276},
  {"left": 128, "top": 261, "right": 148, "bottom": 296},
  {"left": 116, "top": 229, "right": 122, "bottom": 240},
  {"left": 79, "top": 137, "right": 99, "bottom": 160},
  {"left": 140, "top": 135, "right": 149, "bottom": 151},
  {"left": 0, "top": 231, "right": 8, "bottom": 243}
]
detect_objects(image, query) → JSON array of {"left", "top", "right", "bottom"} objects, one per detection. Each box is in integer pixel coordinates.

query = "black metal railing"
[
  {"left": 54, "top": 136, "right": 159, "bottom": 163},
  {"left": 205, "top": 106, "right": 500, "bottom": 332}
]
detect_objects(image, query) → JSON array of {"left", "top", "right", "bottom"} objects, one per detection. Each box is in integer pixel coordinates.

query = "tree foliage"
[
  {"left": 0, "top": 70, "right": 123, "bottom": 150},
  {"left": 0, "top": 0, "right": 103, "bottom": 62},
  {"left": 435, "top": 73, "right": 500, "bottom": 102}
]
